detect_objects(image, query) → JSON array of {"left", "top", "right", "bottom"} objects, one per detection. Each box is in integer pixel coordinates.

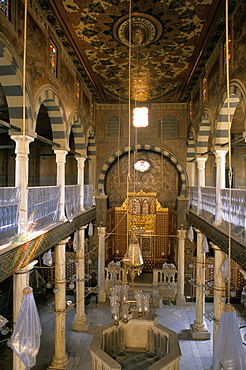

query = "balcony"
[
  {"left": 188, "top": 186, "right": 246, "bottom": 270},
  {"left": 0, "top": 185, "right": 96, "bottom": 282}
]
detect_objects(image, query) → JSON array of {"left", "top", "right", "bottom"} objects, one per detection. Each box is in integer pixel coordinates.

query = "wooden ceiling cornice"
[
  {"left": 48, "top": 0, "right": 107, "bottom": 102},
  {"left": 176, "top": 0, "right": 225, "bottom": 101}
]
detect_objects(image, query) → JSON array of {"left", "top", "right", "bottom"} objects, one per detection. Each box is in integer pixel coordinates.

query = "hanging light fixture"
[{"left": 122, "top": 233, "right": 144, "bottom": 282}]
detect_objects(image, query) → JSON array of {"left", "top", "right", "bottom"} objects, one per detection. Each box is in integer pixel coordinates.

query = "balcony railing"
[
  {"left": 189, "top": 186, "right": 246, "bottom": 244},
  {"left": 0, "top": 187, "right": 20, "bottom": 245},
  {"left": 0, "top": 185, "right": 95, "bottom": 246},
  {"left": 65, "top": 185, "right": 80, "bottom": 221},
  {"left": 28, "top": 186, "right": 60, "bottom": 232}
]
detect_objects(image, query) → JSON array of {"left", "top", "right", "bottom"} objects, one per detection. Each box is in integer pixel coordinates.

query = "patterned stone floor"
[{"left": 0, "top": 292, "right": 246, "bottom": 370}]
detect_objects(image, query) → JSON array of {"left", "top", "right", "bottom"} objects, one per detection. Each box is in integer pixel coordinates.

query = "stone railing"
[
  {"left": 189, "top": 186, "right": 246, "bottom": 244},
  {"left": 90, "top": 319, "right": 181, "bottom": 370},
  {"left": 0, "top": 184, "right": 95, "bottom": 245},
  {"left": 152, "top": 267, "right": 177, "bottom": 302}
]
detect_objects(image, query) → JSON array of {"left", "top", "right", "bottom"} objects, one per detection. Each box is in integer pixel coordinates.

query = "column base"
[
  {"left": 175, "top": 293, "right": 186, "bottom": 306},
  {"left": 71, "top": 316, "right": 90, "bottom": 332},
  {"left": 47, "top": 356, "right": 73, "bottom": 370},
  {"left": 190, "top": 321, "right": 210, "bottom": 340},
  {"left": 98, "top": 289, "right": 107, "bottom": 302}
]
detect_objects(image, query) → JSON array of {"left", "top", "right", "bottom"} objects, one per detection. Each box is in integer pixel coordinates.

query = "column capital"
[
  {"left": 210, "top": 242, "right": 222, "bottom": 252},
  {"left": 194, "top": 227, "right": 203, "bottom": 235},
  {"left": 195, "top": 156, "right": 207, "bottom": 169},
  {"left": 11, "top": 134, "right": 34, "bottom": 154},
  {"left": 76, "top": 156, "right": 86, "bottom": 169},
  {"left": 97, "top": 224, "right": 107, "bottom": 235},
  {"left": 213, "top": 149, "right": 227, "bottom": 164},
  {"left": 177, "top": 229, "right": 187, "bottom": 238},
  {"left": 78, "top": 225, "right": 88, "bottom": 231},
  {"left": 14, "top": 260, "right": 38, "bottom": 274},
  {"left": 56, "top": 237, "right": 71, "bottom": 246},
  {"left": 54, "top": 149, "right": 68, "bottom": 163}
]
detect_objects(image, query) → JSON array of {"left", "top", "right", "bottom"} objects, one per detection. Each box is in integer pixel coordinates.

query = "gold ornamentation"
[{"left": 129, "top": 214, "right": 156, "bottom": 233}]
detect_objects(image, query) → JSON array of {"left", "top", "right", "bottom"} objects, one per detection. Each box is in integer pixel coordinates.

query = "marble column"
[
  {"left": 97, "top": 225, "right": 107, "bottom": 302},
  {"left": 76, "top": 157, "right": 86, "bottom": 212},
  {"left": 71, "top": 226, "right": 89, "bottom": 331},
  {"left": 47, "top": 239, "right": 73, "bottom": 370},
  {"left": 186, "top": 160, "right": 196, "bottom": 187},
  {"left": 195, "top": 156, "right": 207, "bottom": 214},
  {"left": 54, "top": 150, "right": 68, "bottom": 222},
  {"left": 11, "top": 135, "right": 34, "bottom": 236},
  {"left": 190, "top": 229, "right": 210, "bottom": 339},
  {"left": 13, "top": 260, "right": 38, "bottom": 370},
  {"left": 176, "top": 228, "right": 186, "bottom": 306},
  {"left": 211, "top": 243, "right": 226, "bottom": 345},
  {"left": 88, "top": 155, "right": 96, "bottom": 194},
  {"left": 213, "top": 149, "right": 227, "bottom": 225}
]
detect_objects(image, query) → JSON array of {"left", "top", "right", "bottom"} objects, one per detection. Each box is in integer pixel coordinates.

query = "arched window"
[
  {"left": 161, "top": 114, "right": 178, "bottom": 138},
  {"left": 106, "top": 114, "right": 121, "bottom": 138}
]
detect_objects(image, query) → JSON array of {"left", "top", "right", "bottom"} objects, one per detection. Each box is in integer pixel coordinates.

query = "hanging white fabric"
[
  {"left": 212, "top": 304, "right": 246, "bottom": 370},
  {"left": 187, "top": 225, "right": 194, "bottom": 242},
  {"left": 9, "top": 287, "right": 42, "bottom": 369},
  {"left": 0, "top": 315, "right": 8, "bottom": 329},
  {"left": 88, "top": 222, "right": 93, "bottom": 237},
  {"left": 202, "top": 236, "right": 209, "bottom": 253},
  {"left": 73, "top": 230, "right": 78, "bottom": 252},
  {"left": 42, "top": 249, "right": 53, "bottom": 266},
  {"left": 220, "top": 257, "right": 229, "bottom": 281}
]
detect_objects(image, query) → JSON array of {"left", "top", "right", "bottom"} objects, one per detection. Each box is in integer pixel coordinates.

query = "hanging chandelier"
[{"left": 122, "top": 233, "right": 143, "bottom": 281}]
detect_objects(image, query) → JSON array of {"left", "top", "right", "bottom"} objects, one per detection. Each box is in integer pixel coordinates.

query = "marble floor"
[{"left": 0, "top": 292, "right": 246, "bottom": 370}]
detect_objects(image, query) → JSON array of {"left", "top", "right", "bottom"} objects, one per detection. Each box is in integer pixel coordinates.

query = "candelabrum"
[
  {"left": 162, "top": 262, "right": 177, "bottom": 306},
  {"left": 109, "top": 285, "right": 151, "bottom": 324}
]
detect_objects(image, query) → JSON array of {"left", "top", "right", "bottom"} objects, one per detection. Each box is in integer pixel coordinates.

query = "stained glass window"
[
  {"left": 49, "top": 39, "right": 58, "bottom": 77},
  {"left": 189, "top": 100, "right": 193, "bottom": 120},
  {"left": 202, "top": 76, "right": 207, "bottom": 103},
  {"left": 76, "top": 79, "right": 80, "bottom": 105},
  {"left": 223, "top": 34, "right": 232, "bottom": 74},
  {"left": 0, "top": 0, "right": 10, "bottom": 18}
]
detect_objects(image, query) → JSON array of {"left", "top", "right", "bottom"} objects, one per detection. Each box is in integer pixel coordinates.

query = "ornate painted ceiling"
[{"left": 46, "top": 0, "right": 229, "bottom": 103}]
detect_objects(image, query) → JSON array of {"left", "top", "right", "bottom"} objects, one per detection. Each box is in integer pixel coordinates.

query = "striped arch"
[
  {"left": 97, "top": 143, "right": 188, "bottom": 195},
  {"left": 196, "top": 110, "right": 212, "bottom": 155},
  {"left": 71, "top": 113, "right": 86, "bottom": 157},
  {"left": 215, "top": 81, "right": 246, "bottom": 148},
  {"left": 34, "top": 86, "right": 67, "bottom": 149},
  {"left": 186, "top": 128, "right": 196, "bottom": 162},
  {"left": 0, "top": 40, "right": 31, "bottom": 131}
]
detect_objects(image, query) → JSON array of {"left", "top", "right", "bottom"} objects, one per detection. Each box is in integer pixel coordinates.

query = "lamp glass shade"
[{"left": 133, "top": 107, "right": 148, "bottom": 127}]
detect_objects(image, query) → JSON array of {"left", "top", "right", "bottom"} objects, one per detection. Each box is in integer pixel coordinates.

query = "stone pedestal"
[
  {"left": 13, "top": 261, "right": 38, "bottom": 370},
  {"left": 71, "top": 226, "right": 89, "bottom": 332},
  {"left": 47, "top": 239, "right": 73, "bottom": 370}
]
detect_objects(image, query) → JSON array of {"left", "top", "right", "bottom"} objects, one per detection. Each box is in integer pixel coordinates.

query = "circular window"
[{"left": 134, "top": 160, "right": 150, "bottom": 172}]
